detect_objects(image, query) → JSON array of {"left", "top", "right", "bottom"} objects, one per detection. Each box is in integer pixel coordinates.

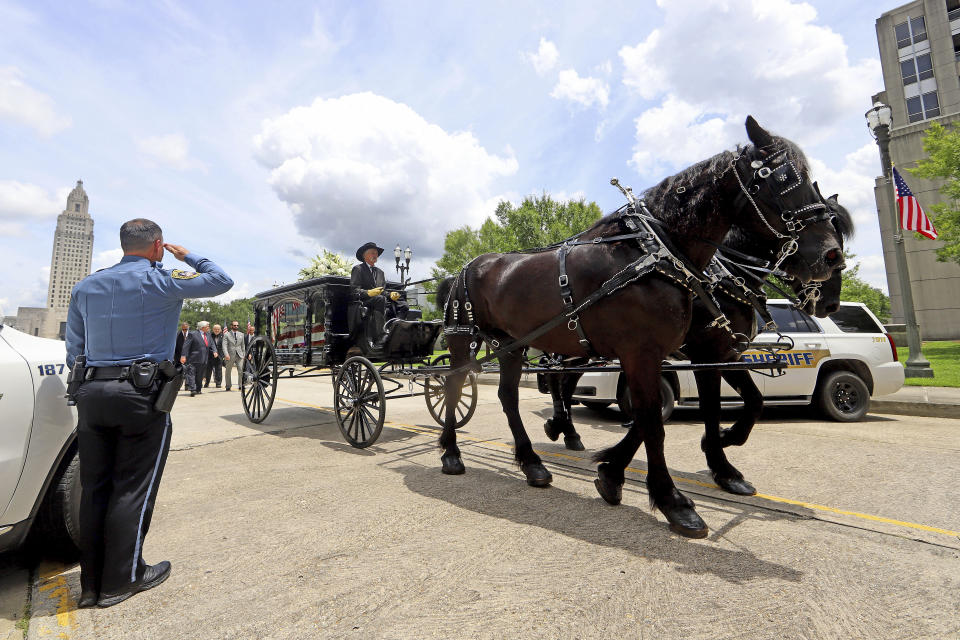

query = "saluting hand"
[{"left": 164, "top": 243, "right": 189, "bottom": 261}]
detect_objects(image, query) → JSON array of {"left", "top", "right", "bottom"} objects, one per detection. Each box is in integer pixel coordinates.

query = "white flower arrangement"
[{"left": 298, "top": 249, "right": 352, "bottom": 280}]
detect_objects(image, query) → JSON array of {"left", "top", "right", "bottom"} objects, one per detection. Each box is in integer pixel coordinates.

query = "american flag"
[
  {"left": 271, "top": 304, "right": 284, "bottom": 338},
  {"left": 893, "top": 167, "right": 938, "bottom": 240}
]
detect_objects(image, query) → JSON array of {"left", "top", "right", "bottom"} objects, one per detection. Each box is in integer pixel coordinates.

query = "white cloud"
[
  {"left": 252, "top": 92, "right": 518, "bottom": 258},
  {"left": 92, "top": 248, "right": 123, "bottom": 271},
  {"left": 620, "top": 0, "right": 881, "bottom": 177},
  {"left": 523, "top": 37, "right": 559, "bottom": 76},
  {"left": 136, "top": 133, "right": 206, "bottom": 171},
  {"left": 551, "top": 69, "right": 609, "bottom": 110},
  {"left": 0, "top": 180, "right": 70, "bottom": 235},
  {"left": 629, "top": 95, "right": 742, "bottom": 177},
  {"left": 808, "top": 143, "right": 880, "bottom": 230},
  {"left": 0, "top": 67, "right": 72, "bottom": 136}
]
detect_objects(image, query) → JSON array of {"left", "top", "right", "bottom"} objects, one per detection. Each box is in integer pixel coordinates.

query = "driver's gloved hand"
[
  {"left": 389, "top": 291, "right": 400, "bottom": 301},
  {"left": 366, "top": 287, "right": 384, "bottom": 298}
]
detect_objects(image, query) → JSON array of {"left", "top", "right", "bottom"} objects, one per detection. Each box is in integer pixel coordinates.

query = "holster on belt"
[
  {"left": 153, "top": 360, "right": 183, "bottom": 413},
  {"left": 64, "top": 355, "right": 87, "bottom": 406}
]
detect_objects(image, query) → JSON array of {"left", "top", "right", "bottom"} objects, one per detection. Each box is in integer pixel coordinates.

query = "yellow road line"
[{"left": 276, "top": 397, "right": 960, "bottom": 539}]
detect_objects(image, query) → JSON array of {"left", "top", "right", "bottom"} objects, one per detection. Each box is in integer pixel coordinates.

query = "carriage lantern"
[{"left": 395, "top": 244, "right": 412, "bottom": 284}]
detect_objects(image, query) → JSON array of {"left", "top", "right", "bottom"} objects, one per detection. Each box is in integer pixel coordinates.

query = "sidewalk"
[{"left": 871, "top": 385, "right": 960, "bottom": 419}]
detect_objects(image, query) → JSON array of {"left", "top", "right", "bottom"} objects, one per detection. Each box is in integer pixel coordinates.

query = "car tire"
[
  {"left": 817, "top": 370, "right": 870, "bottom": 422},
  {"left": 617, "top": 376, "right": 675, "bottom": 423},
  {"left": 35, "top": 450, "right": 82, "bottom": 557},
  {"left": 581, "top": 401, "right": 611, "bottom": 411}
]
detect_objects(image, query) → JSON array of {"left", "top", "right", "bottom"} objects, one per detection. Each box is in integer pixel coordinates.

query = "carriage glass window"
[
  {"left": 907, "top": 96, "right": 924, "bottom": 123},
  {"left": 922, "top": 90, "right": 940, "bottom": 118},
  {"left": 829, "top": 306, "right": 884, "bottom": 334}
]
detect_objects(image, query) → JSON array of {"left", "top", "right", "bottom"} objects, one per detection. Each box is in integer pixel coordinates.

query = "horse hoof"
[
  {"left": 660, "top": 505, "right": 709, "bottom": 538},
  {"left": 594, "top": 465, "right": 622, "bottom": 505},
  {"left": 715, "top": 475, "right": 756, "bottom": 496},
  {"left": 543, "top": 419, "right": 561, "bottom": 441},
  {"left": 521, "top": 462, "right": 552, "bottom": 487},
  {"left": 441, "top": 454, "right": 465, "bottom": 475},
  {"left": 620, "top": 420, "right": 633, "bottom": 429},
  {"left": 564, "top": 435, "right": 585, "bottom": 451}
]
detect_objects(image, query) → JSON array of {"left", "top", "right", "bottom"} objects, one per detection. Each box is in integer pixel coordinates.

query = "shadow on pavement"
[{"left": 395, "top": 464, "right": 804, "bottom": 585}]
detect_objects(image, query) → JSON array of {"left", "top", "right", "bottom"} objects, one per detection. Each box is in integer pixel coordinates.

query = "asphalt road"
[{"left": 11, "top": 375, "right": 960, "bottom": 639}]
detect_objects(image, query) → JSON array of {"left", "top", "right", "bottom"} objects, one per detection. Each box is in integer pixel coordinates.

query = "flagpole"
[{"left": 866, "top": 102, "right": 934, "bottom": 378}]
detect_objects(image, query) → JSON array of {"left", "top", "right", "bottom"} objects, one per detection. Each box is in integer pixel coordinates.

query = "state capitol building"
[{"left": 8, "top": 180, "right": 94, "bottom": 339}]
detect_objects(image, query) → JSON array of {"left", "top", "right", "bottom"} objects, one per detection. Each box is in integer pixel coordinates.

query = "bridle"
[{"left": 729, "top": 148, "right": 834, "bottom": 274}]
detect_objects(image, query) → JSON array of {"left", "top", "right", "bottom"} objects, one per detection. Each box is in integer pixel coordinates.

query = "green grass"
[{"left": 896, "top": 340, "right": 960, "bottom": 387}]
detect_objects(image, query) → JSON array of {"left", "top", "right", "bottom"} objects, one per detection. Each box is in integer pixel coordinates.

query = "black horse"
[
  {"left": 542, "top": 194, "right": 853, "bottom": 499},
  {"left": 437, "top": 117, "right": 843, "bottom": 537}
]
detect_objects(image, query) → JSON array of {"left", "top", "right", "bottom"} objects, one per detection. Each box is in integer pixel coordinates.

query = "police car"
[
  {"left": 0, "top": 324, "right": 80, "bottom": 554},
  {"left": 570, "top": 301, "right": 904, "bottom": 422}
]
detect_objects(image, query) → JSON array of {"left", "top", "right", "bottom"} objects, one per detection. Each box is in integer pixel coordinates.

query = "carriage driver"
[{"left": 351, "top": 242, "right": 409, "bottom": 343}]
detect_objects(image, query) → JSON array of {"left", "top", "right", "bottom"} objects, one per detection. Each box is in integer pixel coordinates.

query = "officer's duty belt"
[{"left": 87, "top": 366, "right": 133, "bottom": 381}]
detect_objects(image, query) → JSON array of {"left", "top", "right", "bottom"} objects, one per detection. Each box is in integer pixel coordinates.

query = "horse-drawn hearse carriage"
[
  {"left": 239, "top": 275, "right": 478, "bottom": 447},
  {"left": 240, "top": 116, "right": 850, "bottom": 538}
]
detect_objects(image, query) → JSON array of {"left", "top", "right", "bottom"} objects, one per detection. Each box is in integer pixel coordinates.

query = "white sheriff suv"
[
  {"left": 0, "top": 324, "right": 80, "bottom": 554},
  {"left": 570, "top": 301, "right": 905, "bottom": 422}
]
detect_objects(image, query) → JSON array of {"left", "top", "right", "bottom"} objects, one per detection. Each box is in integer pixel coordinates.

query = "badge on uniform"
[{"left": 171, "top": 269, "right": 200, "bottom": 280}]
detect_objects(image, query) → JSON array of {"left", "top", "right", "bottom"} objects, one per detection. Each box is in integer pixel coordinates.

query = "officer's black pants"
[{"left": 76, "top": 379, "right": 171, "bottom": 596}]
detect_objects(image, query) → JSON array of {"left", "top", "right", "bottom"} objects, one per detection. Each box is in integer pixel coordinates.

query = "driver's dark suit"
[{"left": 350, "top": 262, "right": 408, "bottom": 339}]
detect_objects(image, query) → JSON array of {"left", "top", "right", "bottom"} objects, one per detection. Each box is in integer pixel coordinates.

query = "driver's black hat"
[{"left": 356, "top": 242, "right": 385, "bottom": 262}]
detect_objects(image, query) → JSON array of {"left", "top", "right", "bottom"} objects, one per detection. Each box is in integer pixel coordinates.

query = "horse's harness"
[{"left": 442, "top": 149, "right": 833, "bottom": 369}]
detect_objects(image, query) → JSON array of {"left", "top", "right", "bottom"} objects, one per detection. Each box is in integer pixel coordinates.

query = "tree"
[
  {"left": 765, "top": 251, "right": 890, "bottom": 322},
  {"left": 839, "top": 260, "right": 891, "bottom": 323},
  {"left": 424, "top": 194, "right": 605, "bottom": 319},
  {"left": 178, "top": 297, "right": 255, "bottom": 329},
  {"left": 433, "top": 193, "right": 605, "bottom": 276},
  {"left": 907, "top": 122, "right": 960, "bottom": 264},
  {"left": 298, "top": 249, "right": 352, "bottom": 280}
]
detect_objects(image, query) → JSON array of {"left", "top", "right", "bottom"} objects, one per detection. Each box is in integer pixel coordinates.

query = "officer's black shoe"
[
  {"left": 97, "top": 561, "right": 171, "bottom": 608},
  {"left": 189, "top": 391, "right": 196, "bottom": 397},
  {"left": 78, "top": 590, "right": 98, "bottom": 608}
]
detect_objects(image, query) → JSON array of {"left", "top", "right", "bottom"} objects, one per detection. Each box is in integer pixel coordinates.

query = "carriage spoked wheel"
[
  {"left": 424, "top": 354, "right": 478, "bottom": 429},
  {"left": 241, "top": 336, "right": 278, "bottom": 424},
  {"left": 334, "top": 356, "right": 386, "bottom": 448}
]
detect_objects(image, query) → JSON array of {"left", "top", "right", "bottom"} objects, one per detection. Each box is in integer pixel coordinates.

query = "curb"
[{"left": 868, "top": 400, "right": 960, "bottom": 420}]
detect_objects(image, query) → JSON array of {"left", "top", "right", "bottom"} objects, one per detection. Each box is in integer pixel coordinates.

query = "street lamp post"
[
  {"left": 394, "top": 244, "right": 412, "bottom": 285},
  {"left": 865, "top": 102, "right": 934, "bottom": 378}
]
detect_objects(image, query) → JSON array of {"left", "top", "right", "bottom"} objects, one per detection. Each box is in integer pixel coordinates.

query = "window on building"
[
  {"left": 911, "top": 16, "right": 927, "bottom": 43},
  {"left": 896, "top": 16, "right": 928, "bottom": 49},
  {"left": 901, "top": 53, "right": 934, "bottom": 86},
  {"left": 907, "top": 95, "right": 924, "bottom": 122},
  {"left": 923, "top": 91, "right": 941, "bottom": 118},
  {"left": 896, "top": 21, "right": 912, "bottom": 48}
]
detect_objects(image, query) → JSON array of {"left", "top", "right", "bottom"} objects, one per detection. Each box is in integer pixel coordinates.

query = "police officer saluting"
[{"left": 65, "top": 219, "right": 233, "bottom": 608}]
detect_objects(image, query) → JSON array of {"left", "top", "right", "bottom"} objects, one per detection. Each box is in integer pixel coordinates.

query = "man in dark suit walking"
[
  {"left": 350, "top": 242, "right": 408, "bottom": 343},
  {"left": 180, "top": 321, "right": 218, "bottom": 395},
  {"left": 174, "top": 322, "right": 189, "bottom": 363}
]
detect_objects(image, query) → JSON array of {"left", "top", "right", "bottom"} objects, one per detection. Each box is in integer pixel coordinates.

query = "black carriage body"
[{"left": 252, "top": 276, "right": 439, "bottom": 366}]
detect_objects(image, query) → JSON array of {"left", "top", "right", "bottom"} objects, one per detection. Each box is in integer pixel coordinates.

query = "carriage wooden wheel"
[
  {"left": 241, "top": 336, "right": 278, "bottom": 424},
  {"left": 333, "top": 356, "right": 386, "bottom": 448},
  {"left": 424, "top": 353, "right": 478, "bottom": 429}
]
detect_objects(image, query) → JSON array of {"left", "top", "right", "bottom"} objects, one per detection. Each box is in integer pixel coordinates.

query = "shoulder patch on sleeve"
[{"left": 171, "top": 269, "right": 200, "bottom": 280}]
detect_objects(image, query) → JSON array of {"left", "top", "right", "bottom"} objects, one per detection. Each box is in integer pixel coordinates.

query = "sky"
[{"left": 0, "top": 0, "right": 911, "bottom": 316}]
